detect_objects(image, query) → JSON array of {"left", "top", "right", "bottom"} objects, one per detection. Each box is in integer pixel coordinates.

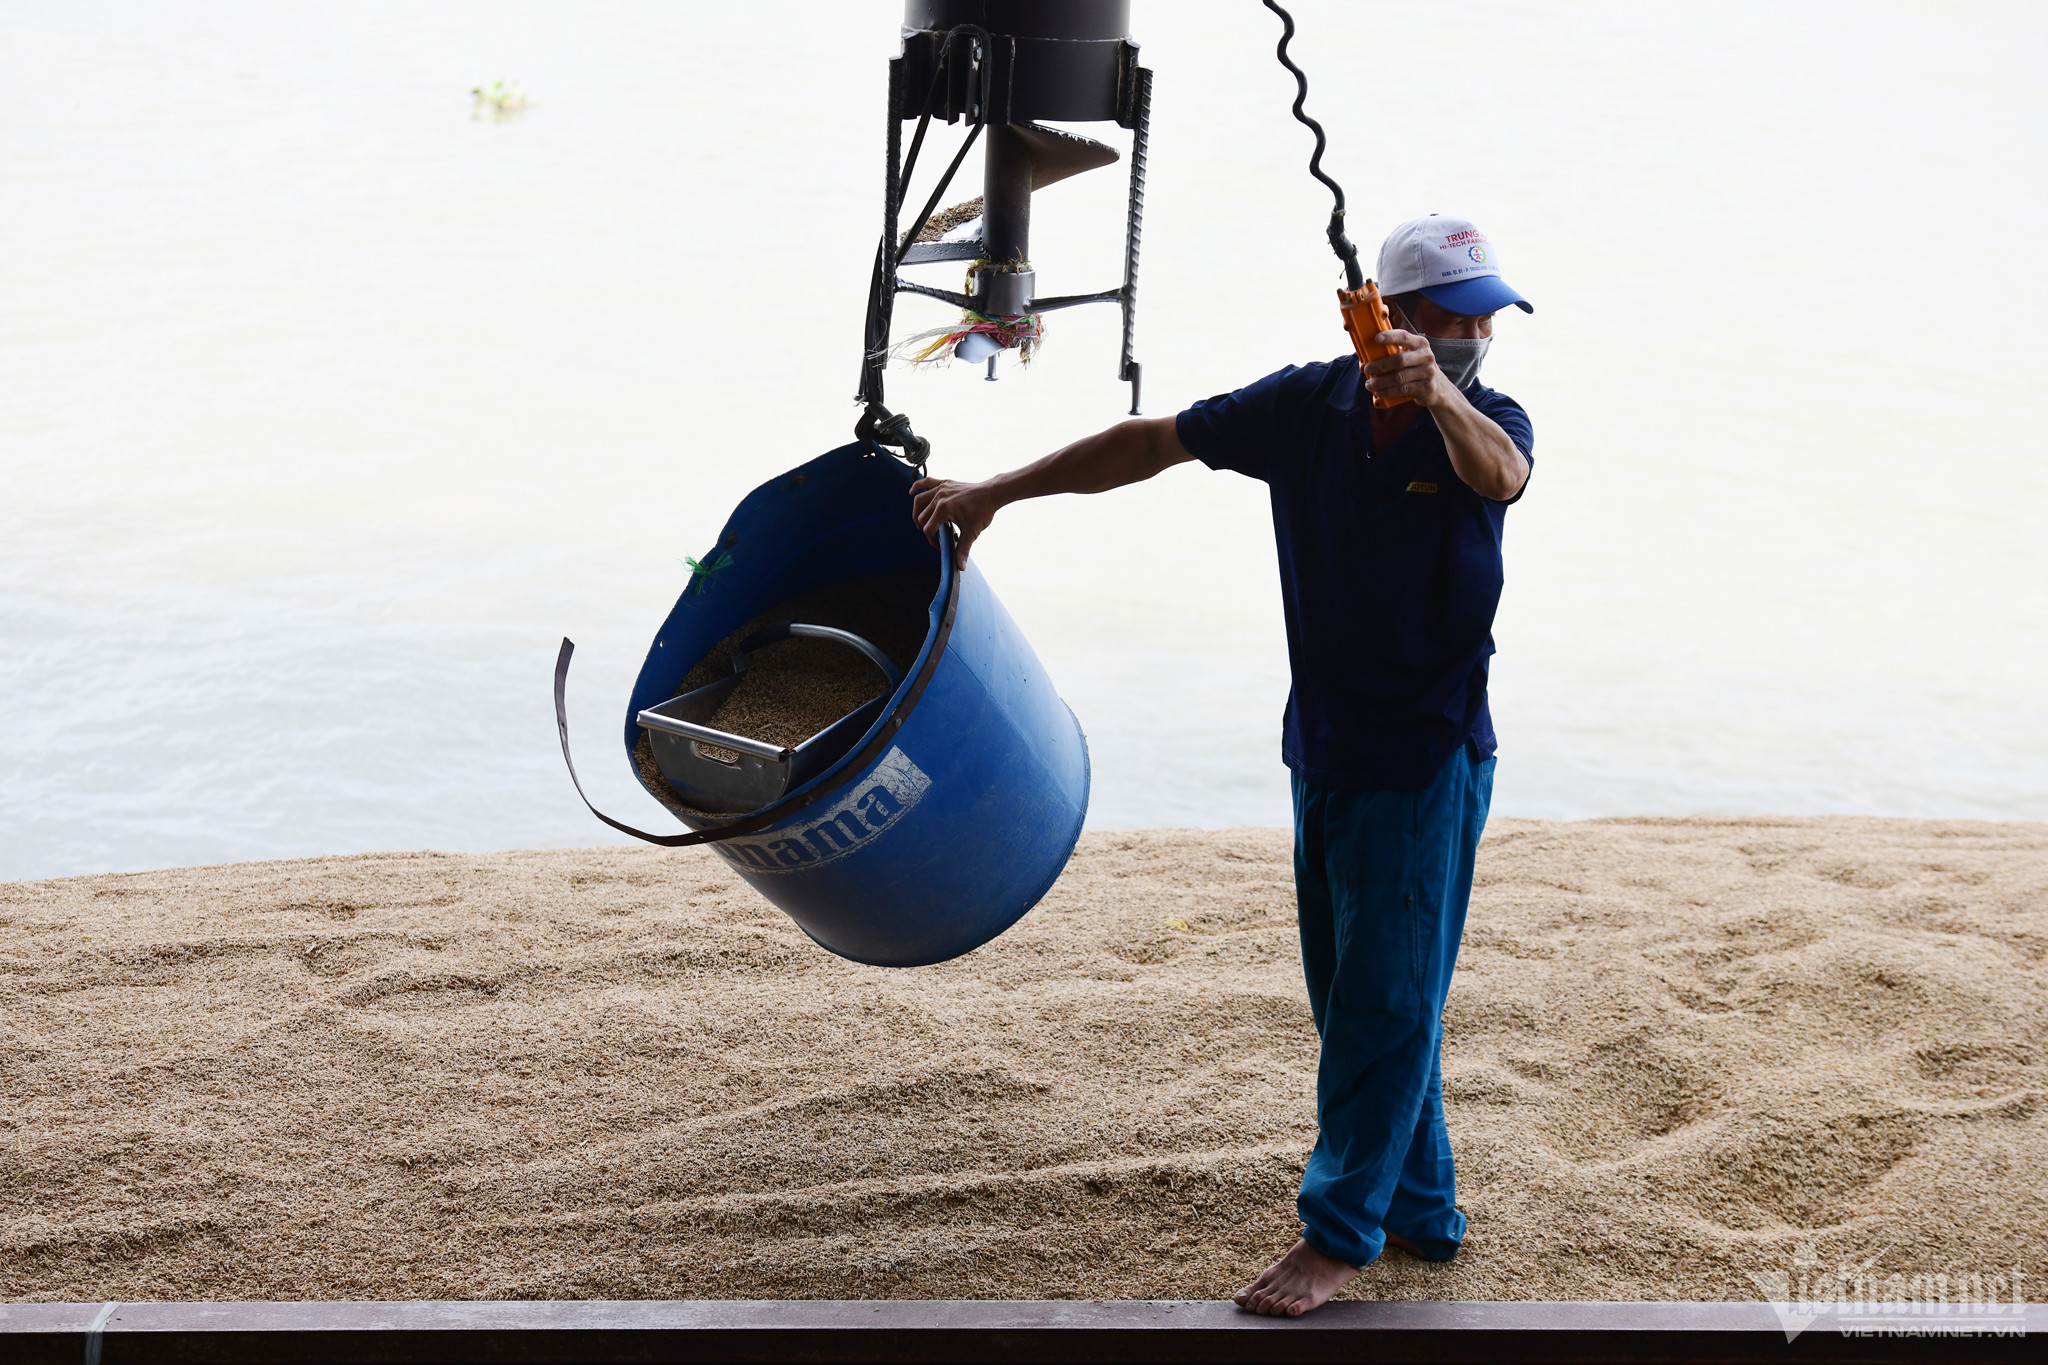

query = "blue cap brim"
[{"left": 1420, "top": 275, "right": 1533, "bottom": 316}]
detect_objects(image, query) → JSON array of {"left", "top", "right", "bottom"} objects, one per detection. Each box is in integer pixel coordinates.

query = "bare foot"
[
  {"left": 1384, "top": 1232, "right": 1425, "bottom": 1258},
  {"left": 1233, "top": 1238, "right": 1358, "bottom": 1317}
]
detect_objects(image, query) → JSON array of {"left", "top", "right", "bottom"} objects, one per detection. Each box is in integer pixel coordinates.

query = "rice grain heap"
[{"left": 2, "top": 818, "right": 2041, "bottom": 1303}]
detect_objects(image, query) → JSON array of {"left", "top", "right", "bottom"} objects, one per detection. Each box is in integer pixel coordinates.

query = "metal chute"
[{"left": 856, "top": 0, "right": 1152, "bottom": 458}]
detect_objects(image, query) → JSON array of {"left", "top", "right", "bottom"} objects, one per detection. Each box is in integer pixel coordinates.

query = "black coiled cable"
[{"left": 1262, "top": 0, "right": 1364, "bottom": 291}]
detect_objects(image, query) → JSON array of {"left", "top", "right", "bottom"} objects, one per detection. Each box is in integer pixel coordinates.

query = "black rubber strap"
[
  {"left": 857, "top": 25, "right": 996, "bottom": 470},
  {"left": 553, "top": 544, "right": 961, "bottom": 849},
  {"left": 855, "top": 405, "right": 931, "bottom": 473}
]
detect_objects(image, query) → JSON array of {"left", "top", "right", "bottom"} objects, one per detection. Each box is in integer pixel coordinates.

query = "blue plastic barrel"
[{"left": 604, "top": 442, "right": 1090, "bottom": 968}]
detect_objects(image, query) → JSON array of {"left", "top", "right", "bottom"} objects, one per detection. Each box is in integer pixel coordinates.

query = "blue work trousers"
[{"left": 1291, "top": 740, "right": 1493, "bottom": 1268}]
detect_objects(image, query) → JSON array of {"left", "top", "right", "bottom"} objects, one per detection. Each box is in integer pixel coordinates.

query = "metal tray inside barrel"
[{"left": 637, "top": 624, "right": 902, "bottom": 815}]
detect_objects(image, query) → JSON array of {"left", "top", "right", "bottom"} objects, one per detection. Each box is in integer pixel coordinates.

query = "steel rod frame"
[
  {"left": 861, "top": 41, "right": 1155, "bottom": 444},
  {"left": 1118, "top": 62, "right": 1151, "bottom": 414}
]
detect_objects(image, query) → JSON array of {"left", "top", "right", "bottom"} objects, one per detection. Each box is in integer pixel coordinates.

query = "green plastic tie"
[{"left": 682, "top": 550, "right": 733, "bottom": 593}]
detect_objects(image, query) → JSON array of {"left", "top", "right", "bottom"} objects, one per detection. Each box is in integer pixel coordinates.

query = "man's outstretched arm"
[
  {"left": 1365, "top": 330, "right": 1529, "bottom": 501},
  {"left": 910, "top": 415, "right": 1194, "bottom": 568}
]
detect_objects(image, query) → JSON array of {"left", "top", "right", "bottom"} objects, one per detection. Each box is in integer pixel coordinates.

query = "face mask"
[{"left": 1429, "top": 334, "right": 1490, "bottom": 390}]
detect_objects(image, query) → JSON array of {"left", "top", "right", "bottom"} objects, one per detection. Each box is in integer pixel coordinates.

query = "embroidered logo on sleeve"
[{"left": 1406, "top": 481, "right": 1439, "bottom": 494}]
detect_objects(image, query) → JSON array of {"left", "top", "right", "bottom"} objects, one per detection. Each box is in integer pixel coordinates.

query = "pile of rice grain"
[{"left": 1, "top": 818, "right": 2041, "bottom": 1304}]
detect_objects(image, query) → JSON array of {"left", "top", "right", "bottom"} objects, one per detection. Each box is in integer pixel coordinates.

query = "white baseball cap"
[{"left": 1376, "top": 214, "right": 1533, "bottom": 315}]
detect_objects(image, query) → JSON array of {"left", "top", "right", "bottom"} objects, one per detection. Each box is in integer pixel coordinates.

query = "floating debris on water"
[{"left": 470, "top": 80, "right": 530, "bottom": 120}]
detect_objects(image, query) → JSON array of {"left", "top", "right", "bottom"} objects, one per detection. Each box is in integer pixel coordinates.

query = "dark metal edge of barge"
[{"left": 2, "top": 1299, "right": 2036, "bottom": 1364}]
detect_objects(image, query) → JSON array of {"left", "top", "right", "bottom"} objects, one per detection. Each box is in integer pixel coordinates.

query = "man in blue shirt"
[{"left": 911, "top": 214, "right": 1534, "bottom": 1316}]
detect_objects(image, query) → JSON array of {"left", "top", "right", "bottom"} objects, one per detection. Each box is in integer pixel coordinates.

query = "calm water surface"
[{"left": 4, "top": 0, "right": 2044, "bottom": 879}]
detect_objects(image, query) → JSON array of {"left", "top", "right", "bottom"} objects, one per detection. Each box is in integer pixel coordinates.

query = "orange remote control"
[{"left": 1338, "top": 279, "right": 1410, "bottom": 409}]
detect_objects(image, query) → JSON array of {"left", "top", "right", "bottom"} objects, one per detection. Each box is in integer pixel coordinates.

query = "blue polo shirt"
[{"left": 1176, "top": 354, "right": 1533, "bottom": 792}]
